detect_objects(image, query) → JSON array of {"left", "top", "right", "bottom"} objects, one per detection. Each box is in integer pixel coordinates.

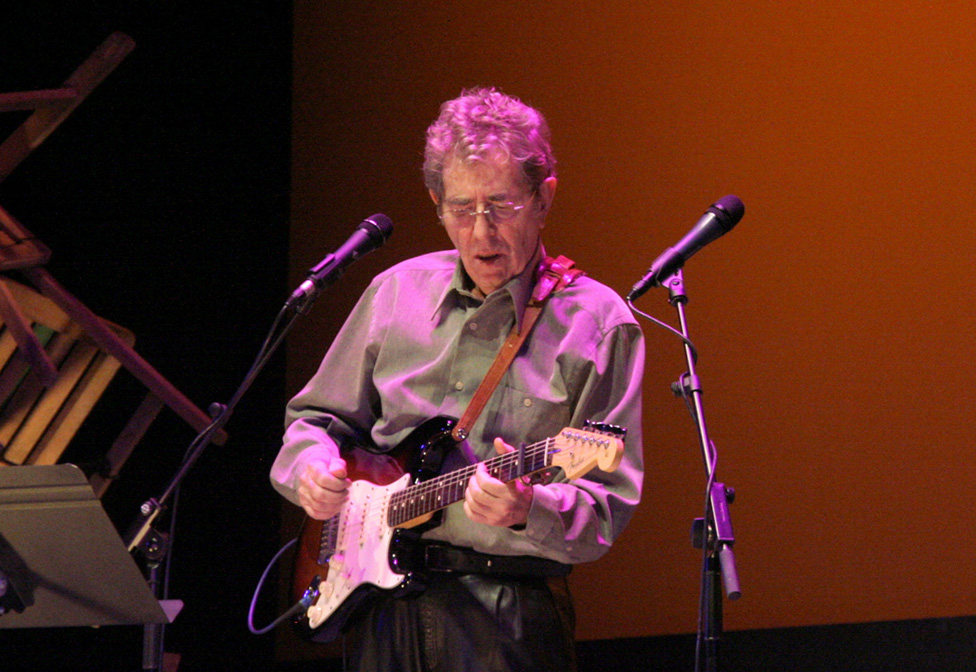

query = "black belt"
[{"left": 421, "top": 542, "right": 572, "bottom": 579}]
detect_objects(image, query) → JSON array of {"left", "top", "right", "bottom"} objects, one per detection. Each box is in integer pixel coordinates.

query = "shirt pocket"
[{"left": 476, "top": 384, "right": 573, "bottom": 452}]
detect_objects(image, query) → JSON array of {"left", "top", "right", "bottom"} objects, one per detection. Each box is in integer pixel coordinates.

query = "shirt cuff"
[{"left": 517, "top": 484, "right": 561, "bottom": 545}]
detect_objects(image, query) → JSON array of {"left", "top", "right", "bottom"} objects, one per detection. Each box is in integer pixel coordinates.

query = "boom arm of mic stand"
[
  {"left": 125, "top": 285, "right": 313, "bottom": 555},
  {"left": 121, "top": 290, "right": 309, "bottom": 672}
]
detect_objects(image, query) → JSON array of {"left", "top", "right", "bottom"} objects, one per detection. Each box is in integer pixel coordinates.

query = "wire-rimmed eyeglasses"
[{"left": 437, "top": 198, "right": 533, "bottom": 226}]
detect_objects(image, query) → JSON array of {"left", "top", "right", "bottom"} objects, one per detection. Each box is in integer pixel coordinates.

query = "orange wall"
[{"left": 288, "top": 2, "right": 976, "bottom": 642}]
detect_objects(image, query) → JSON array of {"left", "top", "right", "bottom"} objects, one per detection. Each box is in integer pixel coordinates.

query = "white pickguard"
[{"left": 305, "top": 472, "right": 412, "bottom": 630}]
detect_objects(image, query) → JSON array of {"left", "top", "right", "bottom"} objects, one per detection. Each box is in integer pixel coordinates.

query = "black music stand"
[{"left": 0, "top": 464, "right": 174, "bottom": 628}]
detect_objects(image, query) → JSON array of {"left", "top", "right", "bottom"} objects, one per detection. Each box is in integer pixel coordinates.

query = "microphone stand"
[
  {"left": 629, "top": 268, "right": 741, "bottom": 672},
  {"left": 122, "top": 280, "right": 325, "bottom": 672}
]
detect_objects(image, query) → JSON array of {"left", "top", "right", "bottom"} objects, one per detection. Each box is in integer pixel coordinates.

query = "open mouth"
[{"left": 476, "top": 253, "right": 503, "bottom": 264}]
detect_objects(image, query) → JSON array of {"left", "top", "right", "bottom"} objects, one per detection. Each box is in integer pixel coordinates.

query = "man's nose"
[{"left": 471, "top": 208, "right": 497, "bottom": 237}]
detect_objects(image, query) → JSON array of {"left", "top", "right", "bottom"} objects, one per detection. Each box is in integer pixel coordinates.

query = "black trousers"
[{"left": 345, "top": 572, "right": 577, "bottom": 672}]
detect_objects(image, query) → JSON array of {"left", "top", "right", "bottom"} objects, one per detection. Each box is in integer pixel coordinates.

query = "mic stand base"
[{"left": 700, "top": 553, "right": 723, "bottom": 672}]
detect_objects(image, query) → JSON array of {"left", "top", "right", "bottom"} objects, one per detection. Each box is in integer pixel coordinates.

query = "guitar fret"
[{"left": 386, "top": 437, "right": 559, "bottom": 527}]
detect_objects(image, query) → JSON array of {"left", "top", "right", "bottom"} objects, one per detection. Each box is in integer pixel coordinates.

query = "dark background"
[{"left": 0, "top": 5, "right": 290, "bottom": 670}]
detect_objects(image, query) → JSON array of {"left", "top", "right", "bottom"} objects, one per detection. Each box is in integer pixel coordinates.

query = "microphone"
[
  {"left": 289, "top": 214, "right": 393, "bottom": 309},
  {"left": 627, "top": 195, "right": 744, "bottom": 301}
]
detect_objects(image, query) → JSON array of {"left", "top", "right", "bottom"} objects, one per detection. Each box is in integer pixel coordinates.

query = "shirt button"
[
  {"left": 469, "top": 322, "right": 478, "bottom": 331},
  {"left": 455, "top": 381, "right": 465, "bottom": 391},
  {"left": 523, "top": 398, "right": 533, "bottom": 407}
]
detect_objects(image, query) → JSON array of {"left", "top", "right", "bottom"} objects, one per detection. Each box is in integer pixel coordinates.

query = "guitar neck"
[{"left": 387, "top": 437, "right": 552, "bottom": 528}]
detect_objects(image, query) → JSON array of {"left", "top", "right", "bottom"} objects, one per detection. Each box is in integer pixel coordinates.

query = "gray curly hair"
[{"left": 423, "top": 88, "right": 557, "bottom": 199}]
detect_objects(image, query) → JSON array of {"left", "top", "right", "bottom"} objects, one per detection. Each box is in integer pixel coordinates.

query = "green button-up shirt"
[{"left": 271, "top": 249, "right": 644, "bottom": 564}]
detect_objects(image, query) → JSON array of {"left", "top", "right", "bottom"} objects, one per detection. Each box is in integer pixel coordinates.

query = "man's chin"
[{"left": 468, "top": 262, "right": 511, "bottom": 293}]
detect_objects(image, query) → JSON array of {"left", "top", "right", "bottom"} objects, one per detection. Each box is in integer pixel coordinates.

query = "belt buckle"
[{"left": 423, "top": 543, "right": 453, "bottom": 572}]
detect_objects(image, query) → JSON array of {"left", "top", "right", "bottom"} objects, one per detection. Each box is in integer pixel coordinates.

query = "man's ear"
[
  {"left": 429, "top": 188, "right": 439, "bottom": 205},
  {"left": 538, "top": 176, "right": 557, "bottom": 212},
  {"left": 535, "top": 177, "right": 557, "bottom": 226}
]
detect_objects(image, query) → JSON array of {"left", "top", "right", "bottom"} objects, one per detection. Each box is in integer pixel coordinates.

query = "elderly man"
[{"left": 272, "top": 88, "right": 644, "bottom": 671}]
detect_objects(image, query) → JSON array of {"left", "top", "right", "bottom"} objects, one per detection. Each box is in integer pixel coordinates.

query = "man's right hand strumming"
[{"left": 297, "top": 457, "right": 349, "bottom": 520}]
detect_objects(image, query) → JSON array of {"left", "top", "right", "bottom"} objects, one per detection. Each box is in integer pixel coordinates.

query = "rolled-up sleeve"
[
  {"left": 515, "top": 320, "right": 645, "bottom": 564},
  {"left": 270, "top": 284, "right": 382, "bottom": 505}
]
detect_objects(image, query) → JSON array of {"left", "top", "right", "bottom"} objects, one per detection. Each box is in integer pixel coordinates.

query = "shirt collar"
[{"left": 431, "top": 245, "right": 545, "bottom": 333}]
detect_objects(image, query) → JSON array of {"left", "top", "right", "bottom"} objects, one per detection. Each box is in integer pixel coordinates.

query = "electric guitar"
[{"left": 291, "top": 416, "right": 626, "bottom": 643}]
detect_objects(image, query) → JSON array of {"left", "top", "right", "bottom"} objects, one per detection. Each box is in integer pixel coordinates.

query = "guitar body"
[
  {"left": 290, "top": 416, "right": 626, "bottom": 643},
  {"left": 291, "top": 416, "right": 457, "bottom": 642}
]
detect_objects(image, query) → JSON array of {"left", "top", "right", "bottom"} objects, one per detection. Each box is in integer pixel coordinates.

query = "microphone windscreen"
[
  {"left": 362, "top": 214, "right": 394, "bottom": 243},
  {"left": 710, "top": 196, "right": 745, "bottom": 232}
]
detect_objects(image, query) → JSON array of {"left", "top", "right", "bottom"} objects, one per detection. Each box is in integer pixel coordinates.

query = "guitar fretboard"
[{"left": 386, "top": 436, "right": 555, "bottom": 527}]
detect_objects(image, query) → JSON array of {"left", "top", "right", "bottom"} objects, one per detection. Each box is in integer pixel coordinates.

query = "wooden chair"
[
  {"left": 0, "top": 33, "right": 227, "bottom": 496},
  {"left": 0, "top": 277, "right": 132, "bottom": 468}
]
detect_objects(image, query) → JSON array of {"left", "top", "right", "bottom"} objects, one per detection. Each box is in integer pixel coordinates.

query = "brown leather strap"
[{"left": 451, "top": 255, "right": 583, "bottom": 442}]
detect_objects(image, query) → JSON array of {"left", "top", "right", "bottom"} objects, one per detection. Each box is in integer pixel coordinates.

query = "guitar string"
[
  {"left": 387, "top": 429, "right": 616, "bottom": 526},
  {"left": 386, "top": 436, "right": 554, "bottom": 526},
  {"left": 337, "top": 430, "right": 614, "bottom": 541},
  {"left": 342, "top": 440, "right": 545, "bottom": 535},
  {"left": 384, "top": 429, "right": 617, "bottom": 526},
  {"left": 346, "top": 436, "right": 556, "bottom": 534},
  {"left": 329, "top": 430, "right": 614, "bottom": 556}
]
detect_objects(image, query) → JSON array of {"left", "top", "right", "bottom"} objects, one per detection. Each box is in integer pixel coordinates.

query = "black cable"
[
  {"left": 627, "top": 299, "right": 699, "bottom": 364},
  {"left": 247, "top": 537, "right": 308, "bottom": 635}
]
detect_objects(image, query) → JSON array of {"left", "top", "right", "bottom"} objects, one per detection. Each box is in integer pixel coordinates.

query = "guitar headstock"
[{"left": 550, "top": 423, "right": 626, "bottom": 480}]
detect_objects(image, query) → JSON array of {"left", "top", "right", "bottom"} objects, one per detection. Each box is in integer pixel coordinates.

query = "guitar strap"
[{"left": 450, "top": 254, "right": 584, "bottom": 443}]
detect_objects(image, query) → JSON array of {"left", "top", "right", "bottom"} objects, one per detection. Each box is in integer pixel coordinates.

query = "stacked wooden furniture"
[{"left": 0, "top": 33, "right": 226, "bottom": 496}]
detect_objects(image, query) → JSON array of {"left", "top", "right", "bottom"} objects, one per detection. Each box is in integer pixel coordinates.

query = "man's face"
[{"left": 432, "top": 156, "right": 555, "bottom": 298}]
